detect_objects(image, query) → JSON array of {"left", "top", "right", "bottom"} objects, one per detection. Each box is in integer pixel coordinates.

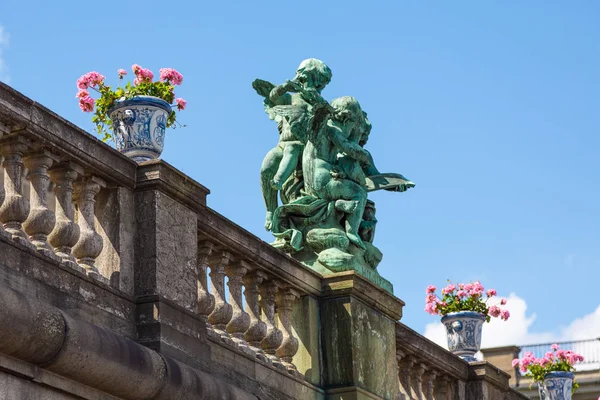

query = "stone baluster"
[
  {"left": 197, "top": 240, "right": 215, "bottom": 321},
  {"left": 48, "top": 162, "right": 84, "bottom": 271},
  {"left": 0, "top": 135, "right": 32, "bottom": 248},
  {"left": 275, "top": 286, "right": 300, "bottom": 375},
  {"left": 410, "top": 362, "right": 426, "bottom": 400},
  {"left": 434, "top": 375, "right": 451, "bottom": 400},
  {"left": 397, "top": 351, "right": 415, "bottom": 400},
  {"left": 422, "top": 368, "right": 437, "bottom": 400},
  {"left": 207, "top": 251, "right": 234, "bottom": 345},
  {"left": 23, "top": 150, "right": 59, "bottom": 259},
  {"left": 225, "top": 260, "right": 252, "bottom": 354},
  {"left": 243, "top": 269, "right": 268, "bottom": 362},
  {"left": 259, "top": 278, "right": 284, "bottom": 369},
  {"left": 72, "top": 175, "right": 106, "bottom": 280}
]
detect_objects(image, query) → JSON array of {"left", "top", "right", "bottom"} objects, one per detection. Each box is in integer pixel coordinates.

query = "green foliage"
[
  {"left": 91, "top": 81, "right": 177, "bottom": 142},
  {"left": 438, "top": 290, "right": 491, "bottom": 322}
]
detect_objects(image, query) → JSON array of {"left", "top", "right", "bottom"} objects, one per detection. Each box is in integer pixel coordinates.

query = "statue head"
[
  {"left": 331, "top": 96, "right": 363, "bottom": 128},
  {"left": 294, "top": 58, "right": 332, "bottom": 93}
]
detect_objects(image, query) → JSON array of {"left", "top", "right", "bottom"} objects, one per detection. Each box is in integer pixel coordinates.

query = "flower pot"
[
  {"left": 441, "top": 311, "right": 485, "bottom": 362},
  {"left": 109, "top": 96, "right": 171, "bottom": 162},
  {"left": 538, "top": 372, "right": 574, "bottom": 400}
]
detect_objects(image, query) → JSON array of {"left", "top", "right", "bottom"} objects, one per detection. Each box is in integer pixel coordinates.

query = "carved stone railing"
[
  {"left": 0, "top": 82, "right": 531, "bottom": 400},
  {"left": 0, "top": 83, "right": 137, "bottom": 288},
  {"left": 396, "top": 323, "right": 530, "bottom": 400}
]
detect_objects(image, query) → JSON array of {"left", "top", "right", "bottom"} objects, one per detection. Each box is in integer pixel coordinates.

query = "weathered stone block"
[
  {"left": 134, "top": 190, "right": 197, "bottom": 311},
  {"left": 320, "top": 273, "right": 403, "bottom": 400}
]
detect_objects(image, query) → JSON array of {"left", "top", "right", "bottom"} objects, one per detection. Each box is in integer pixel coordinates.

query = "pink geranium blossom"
[
  {"left": 133, "top": 67, "right": 154, "bottom": 85},
  {"left": 78, "top": 95, "right": 95, "bottom": 112},
  {"left": 160, "top": 68, "right": 183, "bottom": 85},
  {"left": 76, "top": 71, "right": 105, "bottom": 89},
  {"left": 489, "top": 305, "right": 501, "bottom": 318},
  {"left": 424, "top": 280, "right": 509, "bottom": 323},
  {"left": 76, "top": 89, "right": 89, "bottom": 98},
  {"left": 175, "top": 98, "right": 187, "bottom": 111},
  {"left": 441, "top": 284, "right": 456, "bottom": 294},
  {"left": 118, "top": 69, "right": 127, "bottom": 78}
]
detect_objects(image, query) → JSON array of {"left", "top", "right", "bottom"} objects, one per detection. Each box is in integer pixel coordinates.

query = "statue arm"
[
  {"left": 327, "top": 124, "right": 373, "bottom": 165},
  {"left": 269, "top": 81, "right": 296, "bottom": 105}
]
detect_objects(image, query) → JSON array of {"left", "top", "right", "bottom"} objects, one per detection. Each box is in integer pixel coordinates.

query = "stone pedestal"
[
  {"left": 320, "top": 272, "right": 404, "bottom": 400},
  {"left": 480, "top": 345, "right": 521, "bottom": 386}
]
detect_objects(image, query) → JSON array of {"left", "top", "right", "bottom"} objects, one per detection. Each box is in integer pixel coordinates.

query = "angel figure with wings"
[{"left": 253, "top": 58, "right": 333, "bottom": 231}]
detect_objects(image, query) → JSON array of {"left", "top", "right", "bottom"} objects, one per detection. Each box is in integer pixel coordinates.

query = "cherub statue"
[
  {"left": 253, "top": 58, "right": 332, "bottom": 230},
  {"left": 302, "top": 96, "right": 373, "bottom": 250}
]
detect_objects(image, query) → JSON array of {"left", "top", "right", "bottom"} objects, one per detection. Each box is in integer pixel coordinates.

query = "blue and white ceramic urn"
[
  {"left": 538, "top": 371, "right": 574, "bottom": 400},
  {"left": 441, "top": 311, "right": 485, "bottom": 362},
  {"left": 109, "top": 96, "right": 171, "bottom": 162}
]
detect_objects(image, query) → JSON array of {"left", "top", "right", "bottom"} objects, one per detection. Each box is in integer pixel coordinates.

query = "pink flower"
[
  {"left": 441, "top": 284, "right": 456, "bottom": 295},
  {"left": 551, "top": 343, "right": 559, "bottom": 351},
  {"left": 458, "top": 283, "right": 465, "bottom": 290},
  {"left": 118, "top": 69, "right": 127, "bottom": 78},
  {"left": 424, "top": 302, "right": 437, "bottom": 315},
  {"left": 472, "top": 282, "right": 484, "bottom": 294},
  {"left": 500, "top": 309, "right": 510, "bottom": 321},
  {"left": 456, "top": 290, "right": 467, "bottom": 299},
  {"left": 159, "top": 68, "right": 183, "bottom": 85},
  {"left": 489, "top": 305, "right": 501, "bottom": 318},
  {"left": 486, "top": 288, "right": 497, "bottom": 297},
  {"left": 76, "top": 89, "right": 89, "bottom": 98},
  {"left": 511, "top": 359, "right": 519, "bottom": 368},
  {"left": 175, "top": 98, "right": 187, "bottom": 111},
  {"left": 76, "top": 71, "right": 105, "bottom": 89},
  {"left": 500, "top": 298, "right": 507, "bottom": 305},
  {"left": 426, "top": 285, "right": 436, "bottom": 294},
  {"left": 78, "top": 95, "right": 95, "bottom": 112},
  {"left": 463, "top": 283, "right": 473, "bottom": 292},
  {"left": 132, "top": 65, "right": 154, "bottom": 85}
]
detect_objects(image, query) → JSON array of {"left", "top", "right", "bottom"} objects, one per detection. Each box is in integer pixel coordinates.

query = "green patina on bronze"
[{"left": 254, "top": 59, "right": 414, "bottom": 292}]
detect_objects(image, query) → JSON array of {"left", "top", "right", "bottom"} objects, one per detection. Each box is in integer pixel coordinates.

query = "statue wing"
[
  {"left": 252, "top": 79, "right": 276, "bottom": 98},
  {"left": 268, "top": 105, "right": 306, "bottom": 120}
]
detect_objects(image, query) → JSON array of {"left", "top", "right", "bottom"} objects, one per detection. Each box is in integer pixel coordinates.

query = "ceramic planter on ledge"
[
  {"left": 109, "top": 96, "right": 171, "bottom": 162},
  {"left": 441, "top": 311, "right": 485, "bottom": 362},
  {"left": 538, "top": 371, "right": 574, "bottom": 400}
]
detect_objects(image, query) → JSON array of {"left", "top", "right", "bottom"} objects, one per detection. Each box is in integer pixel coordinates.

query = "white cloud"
[
  {"left": 0, "top": 25, "right": 9, "bottom": 83},
  {"left": 423, "top": 293, "right": 600, "bottom": 351}
]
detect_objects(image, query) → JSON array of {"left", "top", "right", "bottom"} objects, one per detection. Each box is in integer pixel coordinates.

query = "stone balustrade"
[
  {"left": 0, "top": 109, "right": 129, "bottom": 285},
  {"left": 0, "top": 82, "right": 531, "bottom": 400}
]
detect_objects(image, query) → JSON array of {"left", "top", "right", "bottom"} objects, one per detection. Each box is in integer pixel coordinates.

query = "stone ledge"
[
  {"left": 467, "top": 361, "right": 529, "bottom": 399},
  {"left": 321, "top": 271, "right": 404, "bottom": 321},
  {"left": 136, "top": 159, "right": 210, "bottom": 208},
  {"left": 0, "top": 82, "right": 137, "bottom": 188},
  {"left": 395, "top": 322, "right": 470, "bottom": 380}
]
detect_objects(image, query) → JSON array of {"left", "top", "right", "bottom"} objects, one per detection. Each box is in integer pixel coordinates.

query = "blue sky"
[{"left": 2, "top": 1, "right": 599, "bottom": 346}]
